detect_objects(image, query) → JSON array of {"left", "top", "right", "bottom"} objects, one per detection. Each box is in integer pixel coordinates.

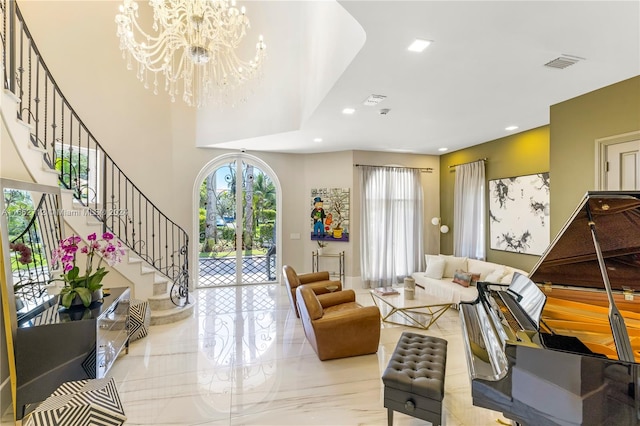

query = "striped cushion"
[{"left": 24, "top": 378, "right": 126, "bottom": 426}]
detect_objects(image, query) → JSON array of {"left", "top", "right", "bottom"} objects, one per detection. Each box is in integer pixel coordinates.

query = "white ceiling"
[
  {"left": 202, "top": 0, "right": 640, "bottom": 155},
  {"left": 17, "top": 1, "right": 640, "bottom": 156}
]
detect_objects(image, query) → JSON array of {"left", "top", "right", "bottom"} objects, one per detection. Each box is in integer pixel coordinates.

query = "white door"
[{"left": 605, "top": 139, "right": 640, "bottom": 190}]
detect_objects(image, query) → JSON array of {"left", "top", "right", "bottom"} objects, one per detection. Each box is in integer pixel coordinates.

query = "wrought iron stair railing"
[{"left": 1, "top": 0, "right": 189, "bottom": 306}]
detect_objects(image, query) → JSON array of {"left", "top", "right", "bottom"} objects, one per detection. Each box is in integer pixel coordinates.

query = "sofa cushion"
[
  {"left": 452, "top": 270, "right": 472, "bottom": 287},
  {"left": 324, "top": 302, "right": 361, "bottom": 315},
  {"left": 411, "top": 273, "right": 478, "bottom": 304},
  {"left": 501, "top": 271, "right": 515, "bottom": 284},
  {"left": 440, "top": 255, "right": 468, "bottom": 278},
  {"left": 485, "top": 268, "right": 506, "bottom": 283},
  {"left": 500, "top": 268, "right": 528, "bottom": 284},
  {"left": 467, "top": 259, "right": 499, "bottom": 281},
  {"left": 469, "top": 272, "right": 481, "bottom": 286},
  {"left": 425, "top": 255, "right": 446, "bottom": 279}
]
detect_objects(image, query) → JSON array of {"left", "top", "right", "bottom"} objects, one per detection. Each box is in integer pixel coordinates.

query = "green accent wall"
[
  {"left": 438, "top": 75, "right": 640, "bottom": 273},
  {"left": 550, "top": 76, "right": 640, "bottom": 236},
  {"left": 440, "top": 126, "right": 550, "bottom": 272}
]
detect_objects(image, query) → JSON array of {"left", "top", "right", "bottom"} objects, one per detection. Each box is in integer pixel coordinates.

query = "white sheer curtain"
[
  {"left": 359, "top": 166, "right": 424, "bottom": 288},
  {"left": 453, "top": 160, "right": 486, "bottom": 259}
]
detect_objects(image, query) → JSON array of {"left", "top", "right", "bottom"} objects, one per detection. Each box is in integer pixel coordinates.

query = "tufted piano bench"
[{"left": 382, "top": 332, "right": 448, "bottom": 426}]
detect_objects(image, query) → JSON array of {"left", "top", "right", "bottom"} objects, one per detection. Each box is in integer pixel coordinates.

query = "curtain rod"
[
  {"left": 354, "top": 164, "right": 433, "bottom": 173},
  {"left": 448, "top": 158, "right": 487, "bottom": 169}
]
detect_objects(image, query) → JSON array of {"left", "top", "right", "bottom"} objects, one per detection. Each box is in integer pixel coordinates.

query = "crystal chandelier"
[{"left": 115, "top": 0, "right": 266, "bottom": 107}]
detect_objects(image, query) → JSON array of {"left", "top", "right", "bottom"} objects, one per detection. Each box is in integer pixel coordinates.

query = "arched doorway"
[{"left": 194, "top": 154, "right": 280, "bottom": 287}]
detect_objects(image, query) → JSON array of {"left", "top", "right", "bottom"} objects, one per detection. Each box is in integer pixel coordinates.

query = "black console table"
[{"left": 15, "top": 287, "right": 130, "bottom": 419}]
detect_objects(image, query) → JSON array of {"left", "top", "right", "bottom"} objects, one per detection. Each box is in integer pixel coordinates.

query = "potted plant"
[
  {"left": 50, "top": 232, "right": 126, "bottom": 308},
  {"left": 327, "top": 189, "right": 349, "bottom": 239},
  {"left": 10, "top": 242, "right": 33, "bottom": 311}
]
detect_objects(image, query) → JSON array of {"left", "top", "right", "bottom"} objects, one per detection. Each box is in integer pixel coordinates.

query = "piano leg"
[{"left": 387, "top": 407, "right": 393, "bottom": 426}]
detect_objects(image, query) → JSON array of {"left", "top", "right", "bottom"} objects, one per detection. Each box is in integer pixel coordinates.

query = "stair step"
[
  {"left": 153, "top": 280, "right": 168, "bottom": 296},
  {"left": 150, "top": 303, "right": 195, "bottom": 326},
  {"left": 147, "top": 293, "right": 175, "bottom": 311},
  {"left": 140, "top": 265, "right": 155, "bottom": 275},
  {"left": 154, "top": 274, "right": 168, "bottom": 284}
]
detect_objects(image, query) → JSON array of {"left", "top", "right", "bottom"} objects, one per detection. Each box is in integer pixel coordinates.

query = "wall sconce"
[{"left": 431, "top": 217, "right": 449, "bottom": 234}]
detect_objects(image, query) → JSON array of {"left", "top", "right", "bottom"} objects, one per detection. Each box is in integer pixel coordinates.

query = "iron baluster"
[{"left": 2, "top": 2, "right": 190, "bottom": 307}]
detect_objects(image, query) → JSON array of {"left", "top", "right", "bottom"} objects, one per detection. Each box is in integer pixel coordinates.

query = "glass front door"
[{"left": 198, "top": 159, "right": 277, "bottom": 286}]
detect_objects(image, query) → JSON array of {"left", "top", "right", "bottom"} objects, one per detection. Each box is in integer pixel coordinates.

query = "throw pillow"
[
  {"left": 440, "top": 255, "right": 468, "bottom": 278},
  {"left": 485, "top": 268, "right": 506, "bottom": 283},
  {"left": 467, "top": 259, "right": 498, "bottom": 280},
  {"left": 425, "top": 256, "right": 446, "bottom": 279},
  {"left": 425, "top": 254, "right": 441, "bottom": 271},
  {"left": 501, "top": 272, "right": 515, "bottom": 284},
  {"left": 452, "top": 270, "right": 472, "bottom": 287},
  {"left": 469, "top": 272, "right": 481, "bottom": 286}
]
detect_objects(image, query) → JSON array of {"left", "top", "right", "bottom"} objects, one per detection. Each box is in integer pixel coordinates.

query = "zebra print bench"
[{"left": 24, "top": 378, "right": 126, "bottom": 426}]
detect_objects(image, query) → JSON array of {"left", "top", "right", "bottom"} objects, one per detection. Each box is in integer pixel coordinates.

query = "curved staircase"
[{"left": 1, "top": 5, "right": 193, "bottom": 325}]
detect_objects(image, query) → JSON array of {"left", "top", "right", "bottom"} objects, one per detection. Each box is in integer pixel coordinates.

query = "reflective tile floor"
[{"left": 109, "top": 285, "right": 507, "bottom": 425}]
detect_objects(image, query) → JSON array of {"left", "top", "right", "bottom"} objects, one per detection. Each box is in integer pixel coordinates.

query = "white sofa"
[{"left": 410, "top": 254, "right": 529, "bottom": 305}]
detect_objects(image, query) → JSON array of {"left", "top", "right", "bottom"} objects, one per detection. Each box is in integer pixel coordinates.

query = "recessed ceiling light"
[
  {"left": 438, "top": 147, "right": 448, "bottom": 152},
  {"left": 505, "top": 125, "right": 519, "bottom": 131},
  {"left": 408, "top": 39, "right": 432, "bottom": 52},
  {"left": 342, "top": 108, "right": 355, "bottom": 115},
  {"left": 313, "top": 138, "right": 323, "bottom": 143}
]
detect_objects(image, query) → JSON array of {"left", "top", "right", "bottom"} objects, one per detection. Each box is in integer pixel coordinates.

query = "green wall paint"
[
  {"left": 438, "top": 75, "right": 640, "bottom": 273},
  {"left": 440, "top": 126, "right": 550, "bottom": 272},
  {"left": 550, "top": 76, "right": 640, "bottom": 236}
]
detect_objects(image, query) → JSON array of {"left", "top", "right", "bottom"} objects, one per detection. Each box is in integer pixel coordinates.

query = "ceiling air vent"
[
  {"left": 363, "top": 94, "right": 386, "bottom": 106},
  {"left": 544, "top": 55, "right": 584, "bottom": 69}
]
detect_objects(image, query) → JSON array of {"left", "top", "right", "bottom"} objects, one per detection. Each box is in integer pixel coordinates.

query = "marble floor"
[{"left": 109, "top": 284, "right": 508, "bottom": 426}]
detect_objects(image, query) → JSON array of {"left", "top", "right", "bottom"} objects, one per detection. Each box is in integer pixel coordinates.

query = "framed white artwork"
[{"left": 489, "top": 172, "right": 550, "bottom": 255}]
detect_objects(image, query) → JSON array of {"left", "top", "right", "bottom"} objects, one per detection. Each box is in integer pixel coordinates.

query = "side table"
[{"left": 312, "top": 250, "right": 345, "bottom": 283}]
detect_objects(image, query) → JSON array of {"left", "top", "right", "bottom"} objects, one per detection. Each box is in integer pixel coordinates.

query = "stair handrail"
[{"left": 1, "top": 0, "right": 189, "bottom": 306}]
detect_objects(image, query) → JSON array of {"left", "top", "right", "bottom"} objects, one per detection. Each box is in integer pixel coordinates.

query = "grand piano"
[{"left": 460, "top": 192, "right": 640, "bottom": 426}]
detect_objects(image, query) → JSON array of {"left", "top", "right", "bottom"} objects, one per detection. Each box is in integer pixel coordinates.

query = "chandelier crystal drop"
[{"left": 115, "top": 0, "right": 267, "bottom": 108}]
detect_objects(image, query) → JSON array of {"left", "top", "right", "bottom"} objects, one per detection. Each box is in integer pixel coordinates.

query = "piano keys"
[{"left": 460, "top": 192, "right": 640, "bottom": 425}]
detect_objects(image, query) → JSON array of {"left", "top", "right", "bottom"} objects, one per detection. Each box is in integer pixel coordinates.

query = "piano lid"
[{"left": 529, "top": 191, "right": 640, "bottom": 292}]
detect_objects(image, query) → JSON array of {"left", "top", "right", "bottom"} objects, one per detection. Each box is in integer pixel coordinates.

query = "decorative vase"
[
  {"left": 317, "top": 248, "right": 323, "bottom": 255},
  {"left": 404, "top": 277, "right": 416, "bottom": 300},
  {"left": 404, "top": 288, "right": 415, "bottom": 300},
  {"left": 67, "top": 289, "right": 104, "bottom": 308},
  {"left": 404, "top": 277, "right": 416, "bottom": 291},
  {"left": 333, "top": 228, "right": 343, "bottom": 239}
]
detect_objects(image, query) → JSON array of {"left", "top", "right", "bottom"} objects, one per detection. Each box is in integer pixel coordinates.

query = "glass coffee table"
[{"left": 370, "top": 287, "right": 452, "bottom": 330}]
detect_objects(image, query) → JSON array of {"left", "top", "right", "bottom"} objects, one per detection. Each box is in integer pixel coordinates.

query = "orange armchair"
[
  {"left": 296, "top": 285, "right": 381, "bottom": 361},
  {"left": 283, "top": 265, "right": 342, "bottom": 317}
]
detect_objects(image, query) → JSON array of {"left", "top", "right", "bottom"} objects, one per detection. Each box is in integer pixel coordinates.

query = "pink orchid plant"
[
  {"left": 51, "top": 232, "right": 126, "bottom": 308},
  {"left": 9, "top": 242, "right": 32, "bottom": 264}
]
